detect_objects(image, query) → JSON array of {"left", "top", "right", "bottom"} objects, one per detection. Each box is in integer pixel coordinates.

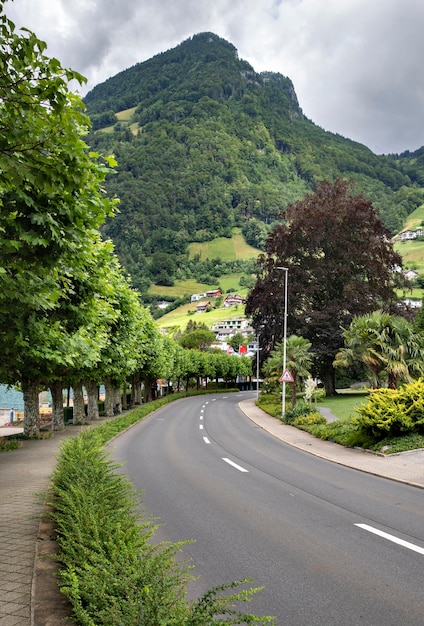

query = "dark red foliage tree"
[{"left": 245, "top": 179, "right": 405, "bottom": 395}]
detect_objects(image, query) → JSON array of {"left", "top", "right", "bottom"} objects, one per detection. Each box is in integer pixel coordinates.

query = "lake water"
[{"left": 0, "top": 385, "right": 24, "bottom": 411}]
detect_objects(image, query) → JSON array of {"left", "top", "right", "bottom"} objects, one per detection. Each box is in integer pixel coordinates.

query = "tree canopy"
[
  {"left": 246, "top": 179, "right": 405, "bottom": 395},
  {"left": 334, "top": 310, "right": 424, "bottom": 389}
]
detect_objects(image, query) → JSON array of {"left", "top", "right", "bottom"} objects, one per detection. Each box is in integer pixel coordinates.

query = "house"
[
  {"left": 214, "top": 328, "right": 234, "bottom": 342},
  {"left": 403, "top": 269, "right": 419, "bottom": 281},
  {"left": 196, "top": 301, "right": 211, "bottom": 313},
  {"left": 205, "top": 289, "right": 222, "bottom": 298},
  {"left": 223, "top": 293, "right": 245, "bottom": 308},
  {"left": 191, "top": 293, "right": 206, "bottom": 302},
  {"left": 212, "top": 318, "right": 250, "bottom": 333},
  {"left": 397, "top": 230, "right": 416, "bottom": 241}
]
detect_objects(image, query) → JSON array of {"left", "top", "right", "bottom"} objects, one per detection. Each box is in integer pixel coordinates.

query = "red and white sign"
[
  {"left": 280, "top": 369, "right": 294, "bottom": 383},
  {"left": 239, "top": 345, "right": 247, "bottom": 354},
  {"left": 227, "top": 346, "right": 234, "bottom": 354}
]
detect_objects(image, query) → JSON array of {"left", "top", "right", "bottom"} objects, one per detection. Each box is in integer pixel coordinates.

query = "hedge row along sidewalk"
[{"left": 48, "top": 394, "right": 275, "bottom": 625}]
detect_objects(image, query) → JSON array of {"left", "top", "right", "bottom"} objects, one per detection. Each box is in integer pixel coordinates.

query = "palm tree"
[
  {"left": 334, "top": 310, "right": 424, "bottom": 389},
  {"left": 263, "top": 335, "right": 314, "bottom": 405}
]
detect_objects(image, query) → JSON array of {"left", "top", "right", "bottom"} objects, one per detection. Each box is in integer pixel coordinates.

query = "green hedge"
[
  {"left": 49, "top": 390, "right": 274, "bottom": 625},
  {"left": 353, "top": 378, "right": 424, "bottom": 438}
]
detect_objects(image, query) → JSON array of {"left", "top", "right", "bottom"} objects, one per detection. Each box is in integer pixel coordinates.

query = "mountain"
[{"left": 83, "top": 32, "right": 424, "bottom": 295}]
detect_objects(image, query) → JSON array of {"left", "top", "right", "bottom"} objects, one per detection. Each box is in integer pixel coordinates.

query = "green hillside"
[
  {"left": 188, "top": 228, "right": 259, "bottom": 261},
  {"left": 397, "top": 204, "right": 424, "bottom": 233},
  {"left": 394, "top": 205, "right": 424, "bottom": 290},
  {"left": 83, "top": 32, "right": 424, "bottom": 298},
  {"left": 157, "top": 301, "right": 247, "bottom": 333}
]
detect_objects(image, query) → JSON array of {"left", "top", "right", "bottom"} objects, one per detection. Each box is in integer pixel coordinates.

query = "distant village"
[{"left": 190, "top": 289, "right": 257, "bottom": 355}]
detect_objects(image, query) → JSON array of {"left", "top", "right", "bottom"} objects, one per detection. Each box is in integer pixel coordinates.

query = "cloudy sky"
[{"left": 5, "top": 0, "right": 424, "bottom": 155}]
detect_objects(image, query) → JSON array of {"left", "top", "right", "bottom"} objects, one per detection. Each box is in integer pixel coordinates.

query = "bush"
[
  {"left": 293, "top": 411, "right": 327, "bottom": 427},
  {"left": 283, "top": 399, "right": 315, "bottom": 424},
  {"left": 353, "top": 378, "right": 424, "bottom": 438},
  {"left": 256, "top": 391, "right": 284, "bottom": 418},
  {"left": 50, "top": 394, "right": 275, "bottom": 625}
]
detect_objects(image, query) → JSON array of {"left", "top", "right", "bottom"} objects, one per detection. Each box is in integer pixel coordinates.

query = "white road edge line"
[
  {"left": 203, "top": 436, "right": 211, "bottom": 444},
  {"left": 355, "top": 523, "right": 424, "bottom": 556},
  {"left": 222, "top": 458, "right": 249, "bottom": 472}
]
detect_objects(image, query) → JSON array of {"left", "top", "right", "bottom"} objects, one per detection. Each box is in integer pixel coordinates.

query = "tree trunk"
[
  {"left": 144, "top": 379, "right": 151, "bottom": 402},
  {"left": 321, "top": 365, "right": 337, "bottom": 396},
  {"left": 22, "top": 381, "right": 40, "bottom": 437},
  {"left": 291, "top": 382, "right": 297, "bottom": 407},
  {"left": 86, "top": 380, "right": 99, "bottom": 420},
  {"left": 130, "top": 373, "right": 141, "bottom": 405},
  {"left": 22, "top": 379, "right": 40, "bottom": 438},
  {"left": 72, "top": 383, "right": 85, "bottom": 425},
  {"left": 388, "top": 372, "right": 398, "bottom": 390},
  {"left": 114, "top": 387, "right": 122, "bottom": 414},
  {"left": 50, "top": 381, "right": 65, "bottom": 431},
  {"left": 104, "top": 376, "right": 114, "bottom": 418}
]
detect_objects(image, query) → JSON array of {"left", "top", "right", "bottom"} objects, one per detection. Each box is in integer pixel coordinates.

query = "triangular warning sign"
[{"left": 280, "top": 369, "right": 294, "bottom": 383}]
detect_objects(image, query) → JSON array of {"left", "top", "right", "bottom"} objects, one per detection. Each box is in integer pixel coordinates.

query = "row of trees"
[{"left": 0, "top": 6, "right": 252, "bottom": 437}]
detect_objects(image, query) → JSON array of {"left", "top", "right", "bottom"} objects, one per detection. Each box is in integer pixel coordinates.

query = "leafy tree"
[
  {"left": 228, "top": 332, "right": 246, "bottom": 352},
  {"left": 246, "top": 179, "right": 404, "bottom": 396},
  {"left": 262, "top": 335, "right": 314, "bottom": 405},
  {"left": 179, "top": 329, "right": 216, "bottom": 351},
  {"left": 0, "top": 6, "right": 118, "bottom": 434},
  {"left": 334, "top": 310, "right": 424, "bottom": 389},
  {"left": 413, "top": 298, "right": 424, "bottom": 333},
  {"left": 182, "top": 320, "right": 210, "bottom": 334}
]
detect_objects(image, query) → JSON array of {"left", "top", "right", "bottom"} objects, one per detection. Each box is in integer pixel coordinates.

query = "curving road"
[{"left": 109, "top": 392, "right": 424, "bottom": 625}]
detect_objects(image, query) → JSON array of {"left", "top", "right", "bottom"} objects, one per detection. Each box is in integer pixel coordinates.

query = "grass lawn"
[
  {"left": 158, "top": 303, "right": 247, "bottom": 333},
  {"left": 395, "top": 239, "right": 424, "bottom": 274},
  {"left": 188, "top": 228, "right": 260, "bottom": 261},
  {"left": 149, "top": 274, "right": 249, "bottom": 300},
  {"left": 148, "top": 279, "right": 216, "bottom": 298},
  {"left": 318, "top": 390, "right": 370, "bottom": 421},
  {"left": 399, "top": 204, "right": 424, "bottom": 231},
  {"left": 116, "top": 107, "right": 137, "bottom": 122}
]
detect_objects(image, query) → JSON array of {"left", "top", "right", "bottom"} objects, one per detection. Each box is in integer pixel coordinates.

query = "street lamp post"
[
  {"left": 256, "top": 331, "right": 261, "bottom": 400},
  {"left": 277, "top": 266, "right": 289, "bottom": 419}
]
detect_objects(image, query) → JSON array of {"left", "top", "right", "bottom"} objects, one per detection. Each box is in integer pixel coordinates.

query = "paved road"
[{"left": 110, "top": 393, "right": 424, "bottom": 626}]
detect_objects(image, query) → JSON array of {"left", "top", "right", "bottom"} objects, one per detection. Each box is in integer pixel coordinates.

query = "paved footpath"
[{"left": 1, "top": 398, "right": 424, "bottom": 625}]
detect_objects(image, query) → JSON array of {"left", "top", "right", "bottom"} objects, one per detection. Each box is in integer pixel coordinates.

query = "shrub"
[
  {"left": 293, "top": 411, "right": 327, "bottom": 427},
  {"left": 283, "top": 399, "right": 315, "bottom": 424},
  {"left": 50, "top": 397, "right": 275, "bottom": 625},
  {"left": 0, "top": 436, "right": 22, "bottom": 451},
  {"left": 353, "top": 378, "right": 424, "bottom": 438}
]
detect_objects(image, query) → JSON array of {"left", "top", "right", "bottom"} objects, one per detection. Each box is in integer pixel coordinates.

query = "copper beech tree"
[{"left": 245, "top": 179, "right": 405, "bottom": 395}]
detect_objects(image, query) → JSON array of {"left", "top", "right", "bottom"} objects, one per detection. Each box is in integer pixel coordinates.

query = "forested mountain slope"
[{"left": 84, "top": 32, "right": 424, "bottom": 294}]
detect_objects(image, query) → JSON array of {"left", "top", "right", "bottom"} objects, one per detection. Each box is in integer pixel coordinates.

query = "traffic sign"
[
  {"left": 280, "top": 369, "right": 294, "bottom": 383},
  {"left": 227, "top": 346, "right": 234, "bottom": 354}
]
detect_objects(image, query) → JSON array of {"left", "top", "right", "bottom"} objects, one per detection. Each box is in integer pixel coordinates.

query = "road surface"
[{"left": 109, "top": 393, "right": 424, "bottom": 625}]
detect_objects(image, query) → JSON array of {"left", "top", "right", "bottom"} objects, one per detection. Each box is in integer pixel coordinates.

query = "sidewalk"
[
  {"left": 239, "top": 398, "right": 424, "bottom": 489},
  {"left": 1, "top": 398, "right": 424, "bottom": 625},
  {"left": 0, "top": 427, "right": 79, "bottom": 626}
]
